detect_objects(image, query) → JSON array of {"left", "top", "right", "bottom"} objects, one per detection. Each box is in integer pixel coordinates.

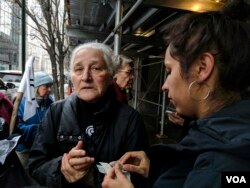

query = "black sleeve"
[
  {"left": 146, "top": 144, "right": 180, "bottom": 187},
  {"left": 125, "top": 110, "right": 150, "bottom": 188},
  {"left": 125, "top": 110, "right": 150, "bottom": 152},
  {"left": 28, "top": 101, "right": 64, "bottom": 187}
]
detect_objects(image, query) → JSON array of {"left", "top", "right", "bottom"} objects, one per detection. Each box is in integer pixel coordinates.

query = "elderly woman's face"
[
  {"left": 114, "top": 63, "right": 134, "bottom": 90},
  {"left": 37, "top": 84, "right": 52, "bottom": 98},
  {"left": 71, "top": 48, "right": 113, "bottom": 103}
]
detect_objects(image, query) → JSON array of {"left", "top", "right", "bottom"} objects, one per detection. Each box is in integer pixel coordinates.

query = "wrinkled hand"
[
  {"left": 118, "top": 151, "right": 149, "bottom": 178},
  {"left": 102, "top": 163, "right": 134, "bottom": 188},
  {"left": 61, "top": 141, "right": 95, "bottom": 183}
]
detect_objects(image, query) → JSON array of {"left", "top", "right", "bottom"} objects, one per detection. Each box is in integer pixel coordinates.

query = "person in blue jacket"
[
  {"left": 102, "top": 1, "right": 250, "bottom": 188},
  {"left": 16, "top": 71, "right": 54, "bottom": 183}
]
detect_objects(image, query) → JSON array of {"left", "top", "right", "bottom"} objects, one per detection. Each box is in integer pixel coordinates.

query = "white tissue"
[{"left": 96, "top": 161, "right": 131, "bottom": 181}]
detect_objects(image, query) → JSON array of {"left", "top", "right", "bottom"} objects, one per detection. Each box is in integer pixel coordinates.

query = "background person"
[
  {"left": 0, "top": 92, "right": 32, "bottom": 187},
  {"left": 102, "top": 0, "right": 250, "bottom": 187},
  {"left": 0, "top": 92, "right": 13, "bottom": 127},
  {"left": 0, "top": 92, "right": 13, "bottom": 139},
  {"left": 28, "top": 42, "right": 149, "bottom": 188},
  {"left": 16, "top": 71, "right": 54, "bottom": 152},
  {"left": 113, "top": 55, "right": 134, "bottom": 103},
  {"left": 16, "top": 71, "right": 53, "bottom": 184}
]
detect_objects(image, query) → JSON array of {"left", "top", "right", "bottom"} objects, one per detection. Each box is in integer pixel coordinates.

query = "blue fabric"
[
  {"left": 34, "top": 72, "right": 53, "bottom": 87},
  {"left": 16, "top": 96, "right": 53, "bottom": 151}
]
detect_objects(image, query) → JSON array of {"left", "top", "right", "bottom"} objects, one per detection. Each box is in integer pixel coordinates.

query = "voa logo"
[{"left": 226, "top": 176, "right": 247, "bottom": 184}]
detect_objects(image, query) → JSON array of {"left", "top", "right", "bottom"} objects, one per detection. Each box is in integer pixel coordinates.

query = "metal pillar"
[
  {"left": 157, "top": 70, "right": 168, "bottom": 138},
  {"left": 133, "top": 57, "right": 140, "bottom": 109},
  {"left": 103, "top": 0, "right": 143, "bottom": 44},
  {"left": 114, "top": 0, "right": 122, "bottom": 55},
  {"left": 136, "top": 58, "right": 168, "bottom": 138},
  {"left": 21, "top": 0, "right": 26, "bottom": 73}
]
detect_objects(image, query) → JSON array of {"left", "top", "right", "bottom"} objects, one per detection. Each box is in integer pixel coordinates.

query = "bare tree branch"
[{"left": 13, "top": 0, "right": 69, "bottom": 100}]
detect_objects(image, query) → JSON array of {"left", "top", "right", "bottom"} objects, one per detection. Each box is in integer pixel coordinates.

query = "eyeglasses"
[{"left": 119, "top": 69, "right": 134, "bottom": 75}]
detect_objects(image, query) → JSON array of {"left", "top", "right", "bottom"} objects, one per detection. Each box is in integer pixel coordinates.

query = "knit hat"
[{"left": 34, "top": 72, "right": 53, "bottom": 87}]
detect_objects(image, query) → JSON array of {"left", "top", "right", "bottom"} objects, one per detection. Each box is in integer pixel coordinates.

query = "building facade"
[{"left": 0, "top": 0, "right": 52, "bottom": 73}]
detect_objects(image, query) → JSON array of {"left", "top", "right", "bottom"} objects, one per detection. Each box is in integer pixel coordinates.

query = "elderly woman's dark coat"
[{"left": 28, "top": 85, "right": 149, "bottom": 188}]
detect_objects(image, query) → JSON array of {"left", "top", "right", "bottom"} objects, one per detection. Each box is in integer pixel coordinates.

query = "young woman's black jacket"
[
  {"left": 147, "top": 99, "right": 250, "bottom": 188},
  {"left": 28, "top": 85, "right": 149, "bottom": 188}
]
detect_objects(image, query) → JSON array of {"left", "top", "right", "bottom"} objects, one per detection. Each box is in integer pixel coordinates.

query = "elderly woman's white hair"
[
  {"left": 115, "top": 54, "right": 133, "bottom": 71},
  {"left": 70, "top": 42, "right": 118, "bottom": 75}
]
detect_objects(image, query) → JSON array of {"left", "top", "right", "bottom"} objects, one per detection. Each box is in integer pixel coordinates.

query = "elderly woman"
[
  {"left": 102, "top": 1, "right": 250, "bottom": 188},
  {"left": 113, "top": 55, "right": 134, "bottom": 103},
  {"left": 28, "top": 42, "right": 149, "bottom": 187}
]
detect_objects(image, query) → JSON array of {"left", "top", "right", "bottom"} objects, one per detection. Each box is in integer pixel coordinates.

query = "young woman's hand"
[
  {"left": 118, "top": 151, "right": 150, "bottom": 178},
  {"left": 102, "top": 163, "right": 134, "bottom": 188}
]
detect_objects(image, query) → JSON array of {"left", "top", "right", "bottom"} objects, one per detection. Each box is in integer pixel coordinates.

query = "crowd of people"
[{"left": 0, "top": 0, "right": 250, "bottom": 187}]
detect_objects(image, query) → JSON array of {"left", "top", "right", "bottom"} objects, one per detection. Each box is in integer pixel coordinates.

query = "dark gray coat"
[{"left": 29, "top": 86, "right": 149, "bottom": 188}]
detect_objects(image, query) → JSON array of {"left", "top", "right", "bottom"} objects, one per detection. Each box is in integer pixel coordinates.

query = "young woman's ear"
[{"left": 196, "top": 52, "right": 215, "bottom": 83}]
